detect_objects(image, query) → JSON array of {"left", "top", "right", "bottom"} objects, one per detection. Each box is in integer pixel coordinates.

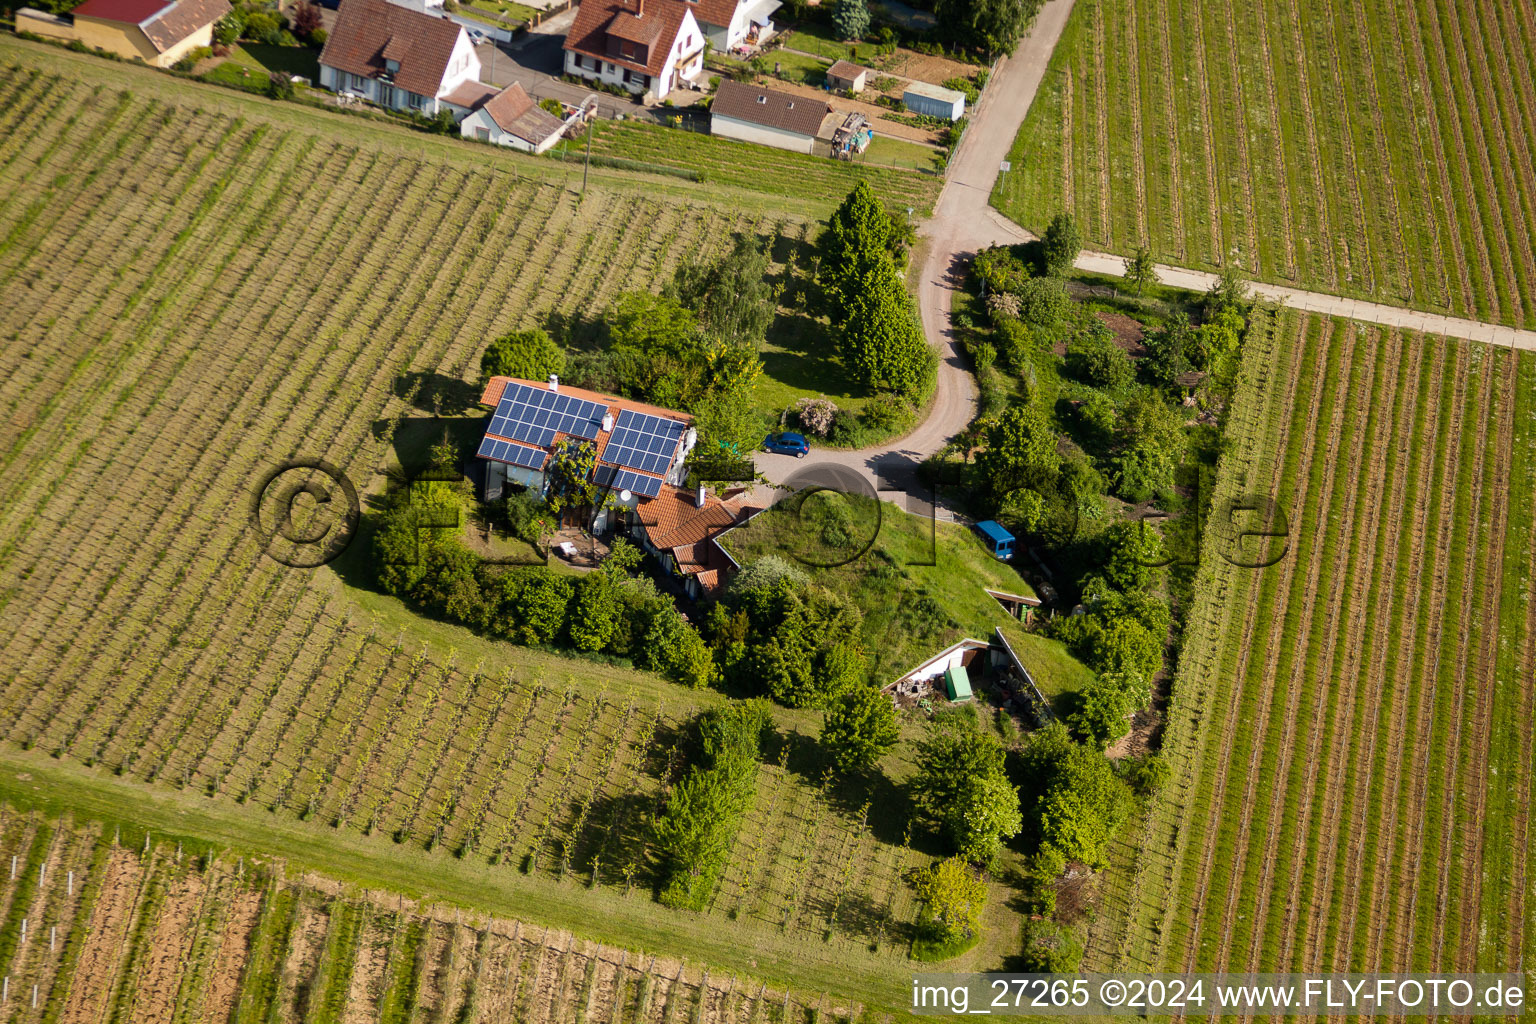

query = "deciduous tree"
[{"left": 821, "top": 685, "right": 899, "bottom": 771}]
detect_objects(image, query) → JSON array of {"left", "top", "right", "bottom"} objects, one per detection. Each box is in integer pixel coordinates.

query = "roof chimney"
[
  {"left": 634, "top": 0, "right": 643, "bottom": 15},
  {"left": 548, "top": 373, "right": 559, "bottom": 392},
  {"left": 602, "top": 412, "right": 615, "bottom": 432},
  {"left": 695, "top": 483, "right": 707, "bottom": 509}
]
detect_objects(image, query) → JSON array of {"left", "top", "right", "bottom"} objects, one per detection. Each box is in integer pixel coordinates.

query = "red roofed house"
[
  {"left": 319, "top": 0, "right": 484, "bottom": 115},
  {"left": 684, "top": 0, "right": 779, "bottom": 53},
  {"left": 633, "top": 484, "right": 762, "bottom": 598},
  {"left": 478, "top": 374, "right": 764, "bottom": 596},
  {"left": 458, "top": 82, "right": 568, "bottom": 153},
  {"left": 16, "top": 0, "right": 230, "bottom": 66},
  {"left": 562, "top": 0, "right": 704, "bottom": 101}
]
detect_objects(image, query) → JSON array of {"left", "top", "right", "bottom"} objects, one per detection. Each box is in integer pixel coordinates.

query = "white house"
[
  {"left": 319, "top": 0, "right": 485, "bottom": 115},
  {"left": 459, "top": 83, "right": 568, "bottom": 153},
  {"left": 562, "top": 0, "right": 705, "bottom": 101},
  {"left": 709, "top": 78, "right": 833, "bottom": 155},
  {"left": 684, "top": 0, "right": 779, "bottom": 53}
]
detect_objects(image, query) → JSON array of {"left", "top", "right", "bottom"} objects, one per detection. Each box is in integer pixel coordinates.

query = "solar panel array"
[
  {"left": 602, "top": 409, "right": 687, "bottom": 476},
  {"left": 477, "top": 436, "right": 548, "bottom": 470},
  {"left": 594, "top": 464, "right": 665, "bottom": 499},
  {"left": 486, "top": 383, "right": 607, "bottom": 448}
]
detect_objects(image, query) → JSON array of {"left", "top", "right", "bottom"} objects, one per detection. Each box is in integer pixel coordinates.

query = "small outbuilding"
[
  {"left": 902, "top": 80, "right": 966, "bottom": 120},
  {"left": 18, "top": 0, "right": 231, "bottom": 66},
  {"left": 459, "top": 83, "right": 568, "bottom": 153},
  {"left": 825, "top": 59, "right": 870, "bottom": 93}
]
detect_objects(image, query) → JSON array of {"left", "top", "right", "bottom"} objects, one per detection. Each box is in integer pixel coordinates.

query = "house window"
[
  {"left": 582, "top": 55, "right": 599, "bottom": 72},
  {"left": 408, "top": 91, "right": 425, "bottom": 109},
  {"left": 475, "top": 126, "right": 490, "bottom": 140}
]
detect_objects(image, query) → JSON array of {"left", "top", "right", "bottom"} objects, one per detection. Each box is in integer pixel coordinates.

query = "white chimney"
[
  {"left": 602, "top": 412, "right": 615, "bottom": 432},
  {"left": 695, "top": 483, "right": 707, "bottom": 508},
  {"left": 548, "top": 374, "right": 559, "bottom": 392}
]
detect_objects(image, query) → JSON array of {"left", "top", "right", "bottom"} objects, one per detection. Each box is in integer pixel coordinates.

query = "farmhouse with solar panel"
[{"left": 478, "top": 373, "right": 761, "bottom": 596}]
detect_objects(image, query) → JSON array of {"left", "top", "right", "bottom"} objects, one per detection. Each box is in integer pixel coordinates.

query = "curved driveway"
[{"left": 756, "top": 0, "right": 1077, "bottom": 505}]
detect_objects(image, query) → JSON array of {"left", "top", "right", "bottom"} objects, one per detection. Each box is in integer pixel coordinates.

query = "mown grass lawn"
[{"left": 222, "top": 41, "right": 320, "bottom": 80}]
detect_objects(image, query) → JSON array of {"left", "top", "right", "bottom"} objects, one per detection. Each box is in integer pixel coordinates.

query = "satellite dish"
[{"left": 619, "top": 489, "right": 633, "bottom": 502}]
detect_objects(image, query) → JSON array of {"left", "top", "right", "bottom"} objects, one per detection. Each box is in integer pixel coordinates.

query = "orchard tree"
[
  {"left": 913, "top": 856, "right": 988, "bottom": 944},
  {"left": 976, "top": 404, "right": 1061, "bottom": 506},
  {"left": 821, "top": 685, "right": 899, "bottom": 772},
  {"left": 946, "top": 770, "right": 1024, "bottom": 864},
  {"left": 1101, "top": 519, "right": 1163, "bottom": 592},
  {"left": 1067, "top": 675, "right": 1137, "bottom": 750},
  {"left": 1124, "top": 245, "right": 1158, "bottom": 295},
  {"left": 481, "top": 327, "right": 566, "bottom": 384},
  {"left": 1041, "top": 212, "right": 1082, "bottom": 277},
  {"left": 669, "top": 234, "right": 779, "bottom": 349}
]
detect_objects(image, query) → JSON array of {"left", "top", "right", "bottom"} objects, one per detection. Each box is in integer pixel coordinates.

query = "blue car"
[{"left": 762, "top": 431, "right": 810, "bottom": 457}]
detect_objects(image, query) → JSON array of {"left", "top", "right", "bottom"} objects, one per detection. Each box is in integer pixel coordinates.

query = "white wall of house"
[
  {"left": 563, "top": 8, "right": 703, "bottom": 99},
  {"left": 700, "top": 0, "right": 777, "bottom": 51},
  {"left": 710, "top": 113, "right": 814, "bottom": 154},
  {"left": 459, "top": 106, "right": 564, "bottom": 153},
  {"left": 320, "top": 27, "right": 480, "bottom": 114}
]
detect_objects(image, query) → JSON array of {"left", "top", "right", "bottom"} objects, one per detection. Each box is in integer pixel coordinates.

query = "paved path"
[
  {"left": 757, "top": 0, "right": 1534, "bottom": 508},
  {"left": 1073, "top": 252, "right": 1536, "bottom": 351},
  {"left": 756, "top": 0, "right": 1080, "bottom": 504}
]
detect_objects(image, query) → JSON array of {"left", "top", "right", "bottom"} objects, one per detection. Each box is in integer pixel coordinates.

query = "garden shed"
[
  {"left": 902, "top": 80, "right": 966, "bottom": 120},
  {"left": 826, "top": 60, "right": 870, "bottom": 93}
]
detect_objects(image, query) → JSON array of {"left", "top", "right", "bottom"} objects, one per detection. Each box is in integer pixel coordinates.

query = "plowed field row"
[{"left": 0, "top": 809, "right": 862, "bottom": 1024}]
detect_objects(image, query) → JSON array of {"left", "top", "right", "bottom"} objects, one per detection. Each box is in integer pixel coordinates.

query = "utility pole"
[{"left": 581, "top": 112, "right": 593, "bottom": 195}]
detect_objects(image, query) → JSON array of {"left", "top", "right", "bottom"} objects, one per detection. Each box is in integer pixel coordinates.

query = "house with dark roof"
[
  {"left": 562, "top": 0, "right": 704, "bottom": 101},
  {"left": 459, "top": 82, "right": 568, "bottom": 153},
  {"left": 681, "top": 0, "right": 779, "bottom": 53},
  {"left": 709, "top": 78, "right": 835, "bottom": 155},
  {"left": 318, "top": 0, "right": 483, "bottom": 114},
  {"left": 16, "top": 0, "right": 230, "bottom": 66}
]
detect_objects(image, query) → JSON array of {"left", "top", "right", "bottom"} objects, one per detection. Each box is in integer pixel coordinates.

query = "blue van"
[{"left": 973, "top": 520, "right": 1015, "bottom": 559}]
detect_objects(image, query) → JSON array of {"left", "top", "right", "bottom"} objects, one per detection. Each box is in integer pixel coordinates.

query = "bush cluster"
[{"left": 653, "top": 700, "right": 771, "bottom": 908}]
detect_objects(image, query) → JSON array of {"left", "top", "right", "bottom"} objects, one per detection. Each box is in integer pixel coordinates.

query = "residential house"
[
  {"left": 319, "top": 0, "right": 485, "bottom": 115},
  {"left": 631, "top": 484, "right": 762, "bottom": 598},
  {"left": 825, "top": 59, "right": 869, "bottom": 93},
  {"left": 683, "top": 0, "right": 779, "bottom": 53},
  {"left": 562, "top": 0, "right": 704, "bottom": 101},
  {"left": 477, "top": 375, "right": 699, "bottom": 528},
  {"left": 709, "top": 78, "right": 834, "bottom": 155},
  {"left": 17, "top": 0, "right": 230, "bottom": 66},
  {"left": 902, "top": 79, "right": 965, "bottom": 120},
  {"left": 459, "top": 82, "right": 568, "bottom": 153}
]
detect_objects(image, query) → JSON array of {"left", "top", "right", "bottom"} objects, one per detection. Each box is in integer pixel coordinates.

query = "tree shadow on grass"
[{"left": 392, "top": 371, "right": 481, "bottom": 416}]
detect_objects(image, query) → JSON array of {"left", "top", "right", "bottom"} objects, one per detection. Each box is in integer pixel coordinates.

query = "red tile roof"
[
  {"left": 711, "top": 78, "right": 830, "bottom": 137},
  {"left": 320, "top": 0, "right": 467, "bottom": 98},
  {"left": 71, "top": 0, "right": 170, "bottom": 24},
  {"left": 563, "top": 0, "right": 696, "bottom": 79},
  {"left": 141, "top": 0, "right": 230, "bottom": 50},
  {"left": 643, "top": 485, "right": 757, "bottom": 551},
  {"left": 679, "top": 0, "right": 734, "bottom": 29}
]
